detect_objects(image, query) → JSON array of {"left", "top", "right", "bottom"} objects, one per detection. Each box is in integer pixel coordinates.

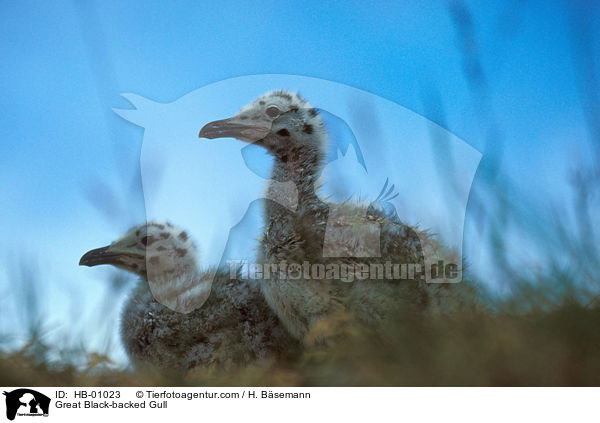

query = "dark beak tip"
[
  {"left": 79, "top": 253, "right": 93, "bottom": 267},
  {"left": 79, "top": 256, "right": 94, "bottom": 266},
  {"left": 198, "top": 129, "right": 210, "bottom": 139},
  {"left": 198, "top": 122, "right": 221, "bottom": 139},
  {"left": 198, "top": 126, "right": 207, "bottom": 138},
  {"left": 79, "top": 246, "right": 110, "bottom": 267}
]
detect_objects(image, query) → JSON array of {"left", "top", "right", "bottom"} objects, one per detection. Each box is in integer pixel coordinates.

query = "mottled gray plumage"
[
  {"left": 80, "top": 222, "right": 298, "bottom": 371},
  {"left": 120, "top": 272, "right": 298, "bottom": 371},
  {"left": 200, "top": 91, "right": 483, "bottom": 341}
]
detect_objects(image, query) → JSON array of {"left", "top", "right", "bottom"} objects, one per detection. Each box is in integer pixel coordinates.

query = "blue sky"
[{"left": 1, "top": 1, "right": 598, "bottom": 362}]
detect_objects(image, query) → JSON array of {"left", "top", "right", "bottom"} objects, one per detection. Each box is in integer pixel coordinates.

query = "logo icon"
[{"left": 2, "top": 389, "right": 50, "bottom": 421}]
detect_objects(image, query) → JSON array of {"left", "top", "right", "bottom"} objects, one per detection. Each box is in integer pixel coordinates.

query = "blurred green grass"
[{"left": 2, "top": 274, "right": 600, "bottom": 386}]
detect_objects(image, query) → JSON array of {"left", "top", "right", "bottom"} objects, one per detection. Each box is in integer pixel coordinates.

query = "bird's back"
[{"left": 121, "top": 272, "right": 299, "bottom": 371}]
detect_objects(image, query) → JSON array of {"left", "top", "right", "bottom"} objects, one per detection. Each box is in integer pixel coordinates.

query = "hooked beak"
[
  {"left": 79, "top": 245, "right": 142, "bottom": 267},
  {"left": 199, "top": 118, "right": 269, "bottom": 142}
]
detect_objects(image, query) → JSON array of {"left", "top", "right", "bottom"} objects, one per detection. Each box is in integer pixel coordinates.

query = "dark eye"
[
  {"left": 265, "top": 105, "right": 281, "bottom": 118},
  {"left": 141, "top": 236, "right": 154, "bottom": 246}
]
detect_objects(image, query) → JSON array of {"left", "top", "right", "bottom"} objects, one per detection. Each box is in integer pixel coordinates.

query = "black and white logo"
[{"left": 2, "top": 389, "right": 50, "bottom": 421}]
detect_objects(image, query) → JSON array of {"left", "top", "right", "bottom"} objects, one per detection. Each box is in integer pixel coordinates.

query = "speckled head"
[
  {"left": 199, "top": 90, "right": 326, "bottom": 159},
  {"left": 79, "top": 221, "right": 199, "bottom": 282}
]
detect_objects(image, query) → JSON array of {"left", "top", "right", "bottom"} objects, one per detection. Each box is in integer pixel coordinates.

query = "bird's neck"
[
  {"left": 146, "top": 265, "right": 212, "bottom": 313},
  {"left": 268, "top": 145, "right": 323, "bottom": 208},
  {"left": 261, "top": 140, "right": 330, "bottom": 262}
]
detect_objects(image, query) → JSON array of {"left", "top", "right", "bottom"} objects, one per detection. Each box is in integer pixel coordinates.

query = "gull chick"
[
  {"left": 80, "top": 221, "right": 298, "bottom": 371},
  {"left": 199, "top": 91, "right": 429, "bottom": 341}
]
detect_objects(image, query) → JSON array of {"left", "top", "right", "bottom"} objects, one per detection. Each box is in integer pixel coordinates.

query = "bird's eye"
[
  {"left": 265, "top": 105, "right": 281, "bottom": 118},
  {"left": 141, "top": 236, "right": 154, "bottom": 246}
]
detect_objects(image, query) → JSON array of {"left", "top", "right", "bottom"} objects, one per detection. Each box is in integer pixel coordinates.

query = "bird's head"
[
  {"left": 199, "top": 90, "right": 326, "bottom": 160},
  {"left": 79, "top": 221, "right": 199, "bottom": 283}
]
